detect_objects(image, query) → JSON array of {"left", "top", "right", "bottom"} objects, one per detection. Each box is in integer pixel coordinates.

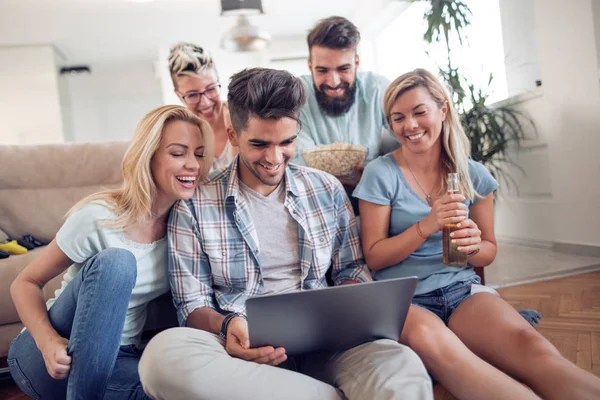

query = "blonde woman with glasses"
[
  {"left": 8, "top": 105, "right": 214, "bottom": 400},
  {"left": 169, "top": 42, "right": 237, "bottom": 171},
  {"left": 354, "top": 69, "right": 600, "bottom": 400}
]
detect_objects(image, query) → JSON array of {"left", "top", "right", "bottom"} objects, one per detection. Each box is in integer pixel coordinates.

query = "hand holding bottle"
[
  {"left": 449, "top": 218, "right": 482, "bottom": 254},
  {"left": 420, "top": 193, "right": 467, "bottom": 236}
]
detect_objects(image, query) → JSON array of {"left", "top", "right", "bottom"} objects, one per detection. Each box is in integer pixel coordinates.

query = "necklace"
[{"left": 403, "top": 154, "right": 436, "bottom": 206}]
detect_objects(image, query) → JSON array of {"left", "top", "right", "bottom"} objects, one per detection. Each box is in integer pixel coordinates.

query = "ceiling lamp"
[{"left": 220, "top": 0, "right": 271, "bottom": 52}]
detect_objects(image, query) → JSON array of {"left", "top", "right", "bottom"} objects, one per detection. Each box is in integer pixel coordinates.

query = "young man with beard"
[
  {"left": 138, "top": 68, "right": 432, "bottom": 400},
  {"left": 294, "top": 16, "right": 399, "bottom": 199}
]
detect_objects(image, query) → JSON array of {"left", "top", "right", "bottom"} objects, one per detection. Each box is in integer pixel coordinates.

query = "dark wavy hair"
[
  {"left": 307, "top": 16, "right": 361, "bottom": 54},
  {"left": 227, "top": 68, "right": 307, "bottom": 133}
]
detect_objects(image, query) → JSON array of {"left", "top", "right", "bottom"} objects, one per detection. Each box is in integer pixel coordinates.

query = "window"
[{"left": 375, "top": 0, "right": 508, "bottom": 105}]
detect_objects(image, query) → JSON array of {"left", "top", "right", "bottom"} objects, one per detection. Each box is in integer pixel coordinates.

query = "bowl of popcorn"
[{"left": 302, "top": 142, "right": 369, "bottom": 178}]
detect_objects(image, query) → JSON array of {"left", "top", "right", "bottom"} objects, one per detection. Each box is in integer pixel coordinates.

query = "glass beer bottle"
[{"left": 442, "top": 173, "right": 468, "bottom": 266}]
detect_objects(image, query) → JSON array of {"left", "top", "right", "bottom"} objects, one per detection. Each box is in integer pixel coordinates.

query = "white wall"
[
  {"left": 352, "top": 0, "right": 411, "bottom": 73},
  {"left": 593, "top": 0, "right": 600, "bottom": 75},
  {"left": 55, "top": 51, "right": 74, "bottom": 143},
  {"left": 493, "top": 92, "right": 556, "bottom": 244},
  {"left": 499, "top": 0, "right": 541, "bottom": 97},
  {"left": 0, "top": 45, "right": 65, "bottom": 144},
  {"left": 61, "top": 61, "right": 162, "bottom": 142},
  {"left": 262, "top": 36, "right": 308, "bottom": 77},
  {"left": 496, "top": 0, "right": 600, "bottom": 250},
  {"left": 374, "top": 0, "right": 508, "bottom": 104},
  {"left": 535, "top": 0, "right": 600, "bottom": 247}
]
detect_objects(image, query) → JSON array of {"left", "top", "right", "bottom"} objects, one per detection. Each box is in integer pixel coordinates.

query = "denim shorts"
[{"left": 412, "top": 276, "right": 484, "bottom": 325}]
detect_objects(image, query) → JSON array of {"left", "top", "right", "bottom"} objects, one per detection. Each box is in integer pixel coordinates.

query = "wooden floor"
[
  {"left": 434, "top": 271, "right": 600, "bottom": 400},
  {"left": 2, "top": 272, "right": 600, "bottom": 400}
]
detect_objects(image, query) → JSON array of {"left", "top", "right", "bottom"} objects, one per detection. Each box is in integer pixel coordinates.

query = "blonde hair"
[
  {"left": 384, "top": 68, "right": 477, "bottom": 200},
  {"left": 168, "top": 42, "right": 217, "bottom": 87},
  {"left": 70, "top": 105, "right": 214, "bottom": 228}
]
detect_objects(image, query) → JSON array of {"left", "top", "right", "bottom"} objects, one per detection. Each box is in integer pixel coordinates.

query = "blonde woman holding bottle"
[{"left": 354, "top": 68, "right": 600, "bottom": 400}]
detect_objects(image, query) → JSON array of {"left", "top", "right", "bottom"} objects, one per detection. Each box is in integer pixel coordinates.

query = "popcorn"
[{"left": 302, "top": 142, "right": 368, "bottom": 177}]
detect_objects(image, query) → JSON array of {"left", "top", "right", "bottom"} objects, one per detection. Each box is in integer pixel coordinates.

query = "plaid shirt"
[{"left": 168, "top": 156, "right": 372, "bottom": 326}]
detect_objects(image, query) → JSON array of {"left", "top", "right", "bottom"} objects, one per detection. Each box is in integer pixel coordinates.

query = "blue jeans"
[
  {"left": 411, "top": 276, "right": 481, "bottom": 325},
  {"left": 8, "top": 248, "right": 150, "bottom": 400}
]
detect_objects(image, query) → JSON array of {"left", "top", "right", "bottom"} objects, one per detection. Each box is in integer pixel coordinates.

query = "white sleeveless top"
[{"left": 211, "top": 138, "right": 235, "bottom": 171}]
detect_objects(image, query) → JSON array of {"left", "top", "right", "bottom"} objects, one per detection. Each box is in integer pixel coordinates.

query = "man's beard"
[{"left": 314, "top": 80, "right": 357, "bottom": 117}]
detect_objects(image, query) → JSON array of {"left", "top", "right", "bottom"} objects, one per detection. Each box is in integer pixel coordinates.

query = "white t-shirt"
[{"left": 48, "top": 201, "right": 169, "bottom": 346}]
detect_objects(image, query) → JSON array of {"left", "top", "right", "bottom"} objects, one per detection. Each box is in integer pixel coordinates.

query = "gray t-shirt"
[{"left": 238, "top": 180, "right": 301, "bottom": 295}]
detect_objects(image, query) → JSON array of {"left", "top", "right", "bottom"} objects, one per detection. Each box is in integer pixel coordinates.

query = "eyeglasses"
[{"left": 180, "top": 84, "right": 221, "bottom": 105}]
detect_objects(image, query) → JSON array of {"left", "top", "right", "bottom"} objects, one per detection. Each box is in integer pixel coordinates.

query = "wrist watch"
[{"left": 219, "top": 312, "right": 246, "bottom": 340}]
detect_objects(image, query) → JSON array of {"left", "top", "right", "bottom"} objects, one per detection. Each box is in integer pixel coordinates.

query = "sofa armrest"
[{"left": 0, "top": 247, "right": 64, "bottom": 326}]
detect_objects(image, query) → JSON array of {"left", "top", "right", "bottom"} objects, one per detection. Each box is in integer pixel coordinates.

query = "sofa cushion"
[
  {"left": 0, "top": 322, "right": 25, "bottom": 358},
  {"left": 0, "top": 186, "right": 120, "bottom": 244},
  {"left": 0, "top": 141, "right": 128, "bottom": 241},
  {"left": 0, "top": 247, "right": 65, "bottom": 325}
]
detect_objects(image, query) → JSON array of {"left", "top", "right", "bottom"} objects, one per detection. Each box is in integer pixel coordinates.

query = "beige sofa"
[{"left": 0, "top": 141, "right": 176, "bottom": 360}]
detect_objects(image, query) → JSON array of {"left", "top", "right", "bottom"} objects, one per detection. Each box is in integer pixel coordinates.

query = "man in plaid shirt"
[{"left": 139, "top": 68, "right": 431, "bottom": 400}]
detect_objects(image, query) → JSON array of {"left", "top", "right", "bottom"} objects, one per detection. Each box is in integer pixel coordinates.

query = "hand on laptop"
[{"left": 225, "top": 316, "right": 288, "bottom": 366}]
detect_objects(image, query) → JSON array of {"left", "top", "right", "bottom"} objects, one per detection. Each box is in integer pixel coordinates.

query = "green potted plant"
[{"left": 411, "top": 0, "right": 536, "bottom": 191}]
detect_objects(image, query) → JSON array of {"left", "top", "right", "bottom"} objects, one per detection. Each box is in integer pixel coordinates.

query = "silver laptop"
[{"left": 246, "top": 276, "right": 417, "bottom": 356}]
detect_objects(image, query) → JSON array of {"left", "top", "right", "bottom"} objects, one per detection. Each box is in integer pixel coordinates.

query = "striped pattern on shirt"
[{"left": 168, "top": 156, "right": 372, "bottom": 326}]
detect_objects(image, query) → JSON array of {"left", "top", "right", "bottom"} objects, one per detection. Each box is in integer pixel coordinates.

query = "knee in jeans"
[{"left": 92, "top": 248, "right": 137, "bottom": 286}]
